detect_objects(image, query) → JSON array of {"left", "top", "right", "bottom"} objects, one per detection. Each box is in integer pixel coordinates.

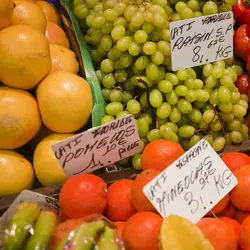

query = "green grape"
[
  {"left": 152, "top": 13, "right": 168, "bottom": 29},
  {"left": 227, "top": 67, "right": 238, "bottom": 82},
  {"left": 227, "top": 119, "right": 241, "bottom": 131},
  {"left": 110, "top": 89, "right": 123, "bottom": 102},
  {"left": 157, "top": 41, "right": 171, "bottom": 56},
  {"left": 156, "top": 102, "right": 171, "bottom": 119},
  {"left": 178, "top": 125, "right": 195, "bottom": 137},
  {"left": 161, "top": 29, "right": 170, "bottom": 42},
  {"left": 137, "top": 117, "right": 149, "bottom": 138},
  {"left": 124, "top": 5, "right": 138, "bottom": 21},
  {"left": 175, "top": 1, "right": 188, "bottom": 13},
  {"left": 102, "top": 87, "right": 112, "bottom": 102},
  {"left": 187, "top": 68, "right": 197, "bottom": 79},
  {"left": 73, "top": 0, "right": 84, "bottom": 7},
  {"left": 230, "top": 131, "right": 243, "bottom": 143},
  {"left": 218, "top": 86, "right": 231, "bottom": 103},
  {"left": 139, "top": 92, "right": 148, "bottom": 106},
  {"left": 127, "top": 99, "right": 141, "bottom": 114},
  {"left": 105, "top": 102, "right": 124, "bottom": 116},
  {"left": 113, "top": 17, "right": 127, "bottom": 26},
  {"left": 128, "top": 42, "right": 141, "bottom": 56},
  {"left": 92, "top": 16, "right": 106, "bottom": 29},
  {"left": 203, "top": 110, "right": 215, "bottom": 123},
  {"left": 143, "top": 9, "right": 154, "bottom": 22},
  {"left": 146, "top": 63, "right": 160, "bottom": 81},
  {"left": 116, "top": 111, "right": 130, "bottom": 119},
  {"left": 178, "top": 115, "right": 189, "bottom": 127},
  {"left": 131, "top": 12, "right": 144, "bottom": 27},
  {"left": 129, "top": 23, "right": 140, "bottom": 32},
  {"left": 212, "top": 137, "right": 225, "bottom": 151},
  {"left": 203, "top": 64, "right": 213, "bottom": 77},
  {"left": 114, "top": 2, "right": 127, "bottom": 16},
  {"left": 231, "top": 65, "right": 243, "bottom": 75},
  {"left": 203, "top": 103, "right": 213, "bottom": 112},
  {"left": 160, "top": 125, "right": 176, "bottom": 140},
  {"left": 140, "top": 113, "right": 153, "bottom": 125},
  {"left": 100, "top": 35, "right": 113, "bottom": 52},
  {"left": 102, "top": 21, "right": 113, "bottom": 34},
  {"left": 194, "top": 79, "right": 204, "bottom": 89},
  {"left": 241, "top": 94, "right": 249, "bottom": 103},
  {"left": 108, "top": 46, "right": 120, "bottom": 61},
  {"left": 134, "top": 30, "right": 148, "bottom": 43},
  {"left": 187, "top": 0, "right": 200, "bottom": 11},
  {"left": 218, "top": 102, "right": 233, "bottom": 113},
  {"left": 220, "top": 75, "right": 234, "bottom": 88},
  {"left": 199, "top": 120, "right": 208, "bottom": 129},
  {"left": 175, "top": 85, "right": 188, "bottom": 96},
  {"left": 124, "top": 80, "right": 135, "bottom": 90},
  {"left": 135, "top": 56, "right": 150, "bottom": 70},
  {"left": 188, "top": 109, "right": 202, "bottom": 123},
  {"left": 203, "top": 1, "right": 218, "bottom": 15},
  {"left": 240, "top": 123, "right": 249, "bottom": 135},
  {"left": 73, "top": 4, "right": 89, "bottom": 19},
  {"left": 157, "top": 66, "right": 166, "bottom": 82},
  {"left": 180, "top": 8, "right": 194, "bottom": 19},
  {"left": 111, "top": 25, "right": 126, "bottom": 40},
  {"left": 165, "top": 73, "right": 179, "bottom": 85},
  {"left": 119, "top": 52, "right": 133, "bottom": 68},
  {"left": 232, "top": 104, "right": 247, "bottom": 118},
  {"left": 185, "top": 78, "right": 195, "bottom": 89},
  {"left": 166, "top": 122, "right": 179, "bottom": 133},
  {"left": 132, "top": 154, "right": 142, "bottom": 170},
  {"left": 239, "top": 100, "right": 248, "bottom": 109},
  {"left": 115, "top": 69, "right": 127, "bottom": 83},
  {"left": 177, "top": 99, "right": 192, "bottom": 114},
  {"left": 169, "top": 106, "right": 181, "bottom": 123},
  {"left": 157, "top": 117, "right": 168, "bottom": 126},
  {"left": 149, "top": 89, "right": 163, "bottom": 108},
  {"left": 189, "top": 134, "right": 202, "bottom": 147},
  {"left": 158, "top": 80, "right": 173, "bottom": 93},
  {"left": 102, "top": 73, "right": 116, "bottom": 88},
  {"left": 142, "top": 22, "right": 154, "bottom": 33},
  {"left": 194, "top": 11, "right": 203, "bottom": 17},
  {"left": 203, "top": 86, "right": 212, "bottom": 95},
  {"left": 177, "top": 69, "right": 188, "bottom": 81},
  {"left": 101, "top": 115, "right": 115, "bottom": 124},
  {"left": 195, "top": 89, "right": 210, "bottom": 102},
  {"left": 85, "top": 0, "right": 99, "bottom": 8},
  {"left": 151, "top": 50, "right": 164, "bottom": 65},
  {"left": 104, "top": 9, "right": 118, "bottom": 21},
  {"left": 203, "top": 134, "right": 213, "bottom": 145},
  {"left": 117, "top": 36, "right": 132, "bottom": 52},
  {"left": 100, "top": 59, "right": 114, "bottom": 73},
  {"left": 205, "top": 75, "right": 217, "bottom": 88},
  {"left": 166, "top": 90, "right": 179, "bottom": 105},
  {"left": 231, "top": 91, "right": 241, "bottom": 104},
  {"left": 210, "top": 120, "right": 222, "bottom": 132},
  {"left": 147, "top": 129, "right": 161, "bottom": 142},
  {"left": 185, "top": 89, "right": 197, "bottom": 102},
  {"left": 194, "top": 101, "right": 206, "bottom": 109},
  {"left": 210, "top": 89, "right": 220, "bottom": 105},
  {"left": 219, "top": 112, "right": 234, "bottom": 123}
]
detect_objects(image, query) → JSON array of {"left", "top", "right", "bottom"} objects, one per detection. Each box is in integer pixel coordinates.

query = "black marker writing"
[{"left": 214, "top": 169, "right": 233, "bottom": 196}]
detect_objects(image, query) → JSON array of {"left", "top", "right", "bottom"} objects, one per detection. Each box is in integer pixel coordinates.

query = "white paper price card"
[
  {"left": 51, "top": 115, "right": 141, "bottom": 178},
  {"left": 143, "top": 139, "right": 238, "bottom": 224},
  {"left": 170, "top": 12, "right": 233, "bottom": 71}
]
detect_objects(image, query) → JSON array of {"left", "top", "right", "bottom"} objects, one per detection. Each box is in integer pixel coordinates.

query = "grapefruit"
[
  {"left": 33, "top": 133, "right": 74, "bottom": 187},
  {"left": 45, "top": 22, "right": 70, "bottom": 48},
  {"left": 11, "top": 0, "right": 46, "bottom": 33},
  {"left": 49, "top": 44, "right": 79, "bottom": 74},
  {"left": 0, "top": 150, "right": 34, "bottom": 196},
  {"left": 0, "top": 86, "right": 41, "bottom": 149},
  {"left": 0, "top": 0, "right": 14, "bottom": 30},
  {"left": 36, "top": 71, "right": 92, "bottom": 133},
  {"left": 0, "top": 25, "right": 51, "bottom": 89},
  {"left": 36, "top": 1, "right": 61, "bottom": 25}
]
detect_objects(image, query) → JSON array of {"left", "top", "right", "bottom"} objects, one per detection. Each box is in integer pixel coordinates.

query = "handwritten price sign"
[
  {"left": 170, "top": 12, "right": 233, "bottom": 71},
  {"left": 51, "top": 115, "right": 141, "bottom": 178},
  {"left": 143, "top": 139, "right": 238, "bottom": 223}
]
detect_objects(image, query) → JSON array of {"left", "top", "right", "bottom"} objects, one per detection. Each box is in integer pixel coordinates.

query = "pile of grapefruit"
[{"left": 0, "top": 0, "right": 93, "bottom": 196}]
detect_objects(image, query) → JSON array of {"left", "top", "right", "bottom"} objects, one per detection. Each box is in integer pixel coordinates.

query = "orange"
[
  {"left": 131, "top": 169, "right": 161, "bottom": 212},
  {"left": 0, "top": 25, "right": 51, "bottom": 89},
  {"left": 0, "top": 0, "right": 14, "bottom": 30},
  {"left": 0, "top": 86, "right": 41, "bottom": 149},
  {"left": 240, "top": 216, "right": 250, "bottom": 249},
  {"left": 36, "top": 71, "right": 92, "bottom": 133},
  {"left": 105, "top": 179, "right": 137, "bottom": 221},
  {"left": 217, "top": 201, "right": 236, "bottom": 219},
  {"left": 0, "top": 150, "right": 34, "bottom": 196},
  {"left": 36, "top": 1, "right": 61, "bottom": 25},
  {"left": 220, "top": 217, "right": 240, "bottom": 243},
  {"left": 123, "top": 211, "right": 162, "bottom": 250},
  {"left": 197, "top": 217, "right": 237, "bottom": 250},
  {"left": 11, "top": 0, "right": 46, "bottom": 33},
  {"left": 235, "top": 211, "right": 250, "bottom": 224},
  {"left": 230, "top": 165, "right": 250, "bottom": 211},
  {"left": 114, "top": 221, "right": 126, "bottom": 239},
  {"left": 222, "top": 152, "right": 250, "bottom": 173},
  {"left": 45, "top": 22, "right": 69, "bottom": 48},
  {"left": 207, "top": 194, "right": 229, "bottom": 216},
  {"left": 59, "top": 174, "right": 107, "bottom": 219},
  {"left": 141, "top": 139, "right": 184, "bottom": 171},
  {"left": 49, "top": 44, "right": 79, "bottom": 74}
]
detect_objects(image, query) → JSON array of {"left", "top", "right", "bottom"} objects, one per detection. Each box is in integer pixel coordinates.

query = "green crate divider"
[{"left": 60, "top": 0, "right": 106, "bottom": 127}]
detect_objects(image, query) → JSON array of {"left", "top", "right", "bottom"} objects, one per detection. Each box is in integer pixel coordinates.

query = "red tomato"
[
  {"left": 233, "top": 0, "right": 249, "bottom": 25},
  {"left": 234, "top": 24, "right": 250, "bottom": 61},
  {"left": 235, "top": 74, "right": 250, "bottom": 94}
]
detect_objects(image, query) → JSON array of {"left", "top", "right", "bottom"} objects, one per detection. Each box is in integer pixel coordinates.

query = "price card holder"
[
  {"left": 170, "top": 12, "right": 233, "bottom": 70},
  {"left": 143, "top": 139, "right": 238, "bottom": 224},
  {"left": 51, "top": 115, "right": 142, "bottom": 178}
]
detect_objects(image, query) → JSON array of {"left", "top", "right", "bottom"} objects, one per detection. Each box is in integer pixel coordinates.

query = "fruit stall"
[{"left": 2, "top": 0, "right": 250, "bottom": 249}]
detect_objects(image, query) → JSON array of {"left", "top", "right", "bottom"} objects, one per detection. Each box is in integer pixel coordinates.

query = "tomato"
[
  {"left": 233, "top": 0, "right": 250, "bottom": 25},
  {"left": 235, "top": 74, "right": 250, "bottom": 94},
  {"left": 234, "top": 24, "right": 250, "bottom": 61}
]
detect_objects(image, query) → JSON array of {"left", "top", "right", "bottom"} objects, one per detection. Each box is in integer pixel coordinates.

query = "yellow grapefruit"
[
  {"left": 37, "top": 71, "right": 92, "bottom": 133},
  {"left": 0, "top": 25, "right": 51, "bottom": 89},
  {"left": 33, "top": 133, "right": 74, "bottom": 186},
  {"left": 0, "top": 86, "right": 42, "bottom": 149},
  {"left": 50, "top": 44, "right": 79, "bottom": 74},
  {"left": 11, "top": 0, "right": 47, "bottom": 34},
  {"left": 0, "top": 150, "right": 34, "bottom": 196},
  {"left": 0, "top": 0, "right": 14, "bottom": 30}
]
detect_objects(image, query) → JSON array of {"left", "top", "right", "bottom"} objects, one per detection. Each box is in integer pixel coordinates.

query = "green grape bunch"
[{"left": 71, "top": 0, "right": 246, "bottom": 170}]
